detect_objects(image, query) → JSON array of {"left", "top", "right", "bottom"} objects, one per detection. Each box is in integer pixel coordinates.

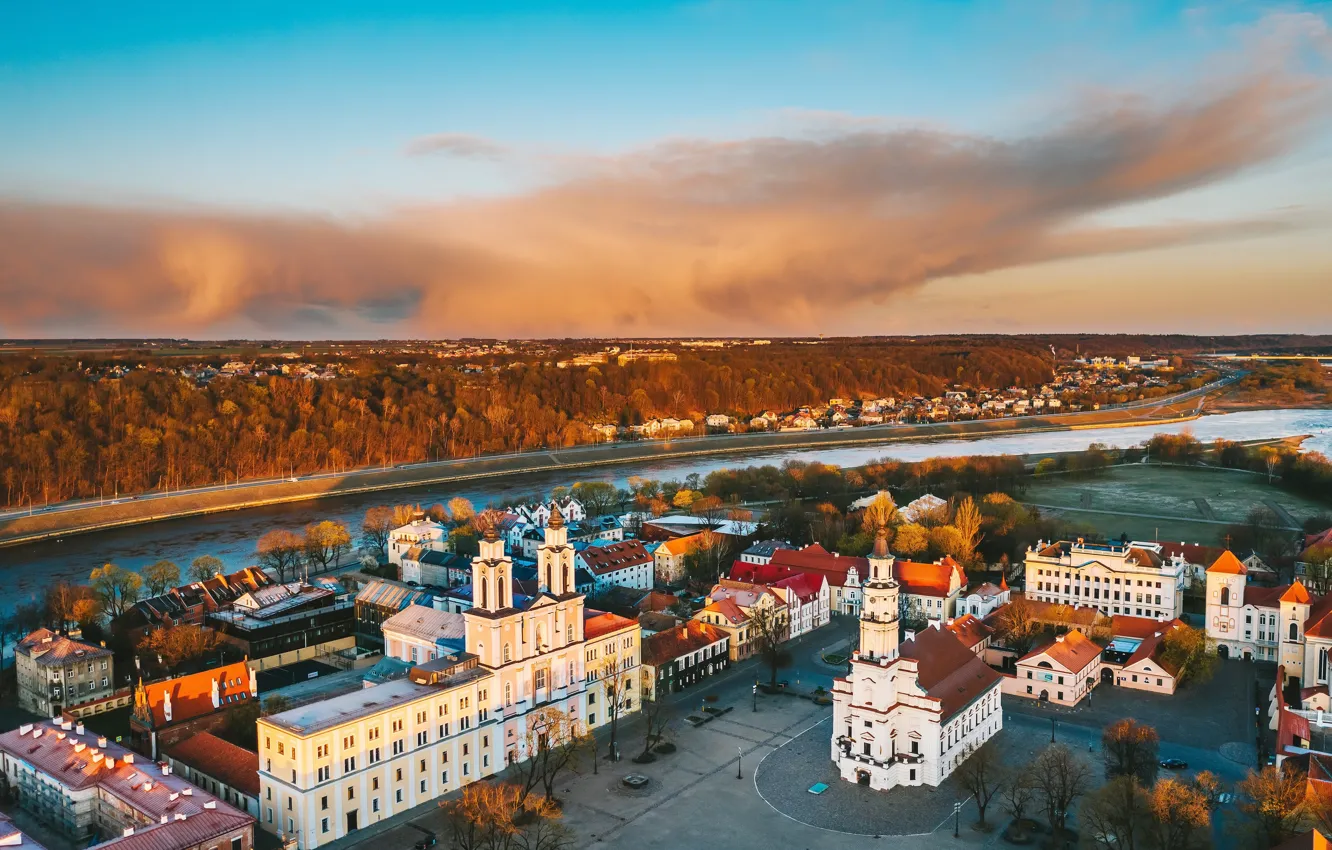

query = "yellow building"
[{"left": 258, "top": 505, "right": 640, "bottom": 848}]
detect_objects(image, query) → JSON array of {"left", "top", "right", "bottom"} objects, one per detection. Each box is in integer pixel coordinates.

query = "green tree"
[
  {"left": 142, "top": 559, "right": 181, "bottom": 597},
  {"left": 189, "top": 555, "right": 224, "bottom": 583},
  {"left": 89, "top": 563, "right": 142, "bottom": 619}
]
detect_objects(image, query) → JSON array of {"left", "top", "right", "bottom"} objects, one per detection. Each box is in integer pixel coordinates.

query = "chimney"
[
  {"left": 182, "top": 787, "right": 192, "bottom": 795},
  {"left": 159, "top": 816, "right": 168, "bottom": 825},
  {"left": 160, "top": 762, "right": 171, "bottom": 775},
  {"left": 123, "top": 828, "right": 136, "bottom": 837},
  {"left": 204, "top": 800, "right": 217, "bottom": 810},
  {"left": 98, "top": 737, "right": 107, "bottom": 748},
  {"left": 123, "top": 753, "right": 134, "bottom": 765},
  {"left": 1056, "top": 635, "right": 1065, "bottom": 642},
  {"left": 76, "top": 723, "right": 85, "bottom": 735},
  {"left": 18, "top": 724, "right": 31, "bottom": 736},
  {"left": 143, "top": 781, "right": 153, "bottom": 792}
]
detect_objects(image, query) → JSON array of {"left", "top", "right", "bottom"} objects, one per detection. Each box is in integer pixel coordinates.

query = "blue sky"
[{"left": 0, "top": 1, "right": 1329, "bottom": 337}]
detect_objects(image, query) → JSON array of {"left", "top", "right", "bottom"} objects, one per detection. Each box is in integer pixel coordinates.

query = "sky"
[{"left": 1, "top": 0, "right": 1331, "bottom": 339}]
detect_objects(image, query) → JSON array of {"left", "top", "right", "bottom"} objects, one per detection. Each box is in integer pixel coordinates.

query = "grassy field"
[{"left": 1023, "top": 464, "right": 1329, "bottom": 545}]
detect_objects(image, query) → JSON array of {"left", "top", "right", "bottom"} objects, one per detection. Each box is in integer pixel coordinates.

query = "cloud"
[
  {"left": 1, "top": 15, "right": 1328, "bottom": 337},
  {"left": 403, "top": 132, "right": 511, "bottom": 160}
]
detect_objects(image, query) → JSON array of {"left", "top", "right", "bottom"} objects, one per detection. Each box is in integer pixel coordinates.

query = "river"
[{"left": 0, "top": 408, "right": 1328, "bottom": 613}]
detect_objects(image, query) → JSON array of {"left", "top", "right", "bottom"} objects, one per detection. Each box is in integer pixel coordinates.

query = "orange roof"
[
  {"left": 1112, "top": 614, "right": 1170, "bottom": 640},
  {"left": 945, "top": 614, "right": 994, "bottom": 650},
  {"left": 899, "top": 626, "right": 1002, "bottom": 720},
  {"left": 137, "top": 661, "right": 253, "bottom": 729},
  {"left": 638, "top": 591, "right": 680, "bottom": 613},
  {"left": 893, "top": 559, "right": 957, "bottom": 598},
  {"left": 583, "top": 609, "right": 637, "bottom": 641},
  {"left": 696, "top": 598, "right": 747, "bottom": 626},
  {"left": 165, "top": 731, "right": 260, "bottom": 797},
  {"left": 655, "top": 533, "right": 706, "bottom": 557},
  {"left": 642, "top": 621, "right": 728, "bottom": 667},
  {"left": 1023, "top": 629, "right": 1102, "bottom": 674},
  {"left": 1207, "top": 550, "right": 1247, "bottom": 575},
  {"left": 1283, "top": 582, "right": 1313, "bottom": 604}
]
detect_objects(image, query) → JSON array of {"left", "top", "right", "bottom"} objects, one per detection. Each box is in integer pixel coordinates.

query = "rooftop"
[
  {"left": 382, "top": 604, "right": 466, "bottom": 645},
  {"left": 17, "top": 630, "right": 112, "bottom": 666},
  {"left": 164, "top": 731, "right": 260, "bottom": 797}
]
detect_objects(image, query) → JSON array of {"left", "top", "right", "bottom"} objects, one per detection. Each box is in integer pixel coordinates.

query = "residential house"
[
  {"left": 945, "top": 614, "right": 996, "bottom": 657},
  {"left": 388, "top": 518, "right": 449, "bottom": 567},
  {"left": 770, "top": 573, "right": 831, "bottom": 639},
  {"left": 958, "top": 578, "right": 1010, "bottom": 618},
  {"left": 576, "top": 540, "right": 654, "bottom": 594},
  {"left": 165, "top": 731, "right": 260, "bottom": 816},
  {"left": 737, "top": 540, "right": 795, "bottom": 566},
  {"left": 653, "top": 533, "right": 706, "bottom": 585},
  {"left": 583, "top": 610, "right": 641, "bottom": 734},
  {"left": 400, "top": 550, "right": 471, "bottom": 588},
  {"left": 692, "top": 599, "right": 751, "bottom": 661},
  {"left": 640, "top": 622, "right": 730, "bottom": 700}
]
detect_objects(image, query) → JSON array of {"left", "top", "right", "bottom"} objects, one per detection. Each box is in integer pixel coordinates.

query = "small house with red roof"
[{"left": 1005, "top": 629, "right": 1102, "bottom": 707}]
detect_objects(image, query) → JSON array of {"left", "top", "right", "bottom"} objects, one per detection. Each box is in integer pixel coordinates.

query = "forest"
[{"left": 0, "top": 339, "right": 1060, "bottom": 507}]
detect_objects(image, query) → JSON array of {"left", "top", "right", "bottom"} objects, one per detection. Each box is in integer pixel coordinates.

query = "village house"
[
  {"left": 692, "top": 598, "right": 752, "bottom": 661},
  {"left": 959, "top": 578, "right": 1010, "bottom": 618},
  {"left": 709, "top": 580, "right": 791, "bottom": 641},
  {"left": 653, "top": 533, "right": 705, "bottom": 585},
  {"left": 388, "top": 518, "right": 450, "bottom": 567}
]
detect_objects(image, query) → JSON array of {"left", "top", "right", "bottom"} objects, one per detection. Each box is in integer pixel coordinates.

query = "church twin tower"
[{"left": 470, "top": 504, "right": 577, "bottom": 613}]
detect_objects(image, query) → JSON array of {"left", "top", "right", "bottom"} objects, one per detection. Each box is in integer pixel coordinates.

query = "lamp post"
[
  {"left": 736, "top": 746, "right": 742, "bottom": 780},
  {"left": 954, "top": 801, "right": 962, "bottom": 838},
  {"left": 1050, "top": 717, "right": 1056, "bottom": 743},
  {"left": 752, "top": 680, "right": 758, "bottom": 712}
]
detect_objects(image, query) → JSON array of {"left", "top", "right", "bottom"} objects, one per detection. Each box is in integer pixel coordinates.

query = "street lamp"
[
  {"left": 752, "top": 679, "right": 758, "bottom": 713},
  {"left": 1050, "top": 717, "right": 1056, "bottom": 743},
  {"left": 954, "top": 801, "right": 962, "bottom": 838},
  {"left": 736, "top": 746, "right": 743, "bottom": 780}
]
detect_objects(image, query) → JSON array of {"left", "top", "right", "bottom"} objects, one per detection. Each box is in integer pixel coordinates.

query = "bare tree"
[
  {"left": 954, "top": 740, "right": 1006, "bottom": 828},
  {"left": 747, "top": 597, "right": 788, "bottom": 686},
  {"left": 360, "top": 506, "right": 396, "bottom": 558},
  {"left": 514, "top": 706, "right": 591, "bottom": 806},
  {"left": 89, "top": 563, "right": 142, "bottom": 619},
  {"left": 993, "top": 597, "right": 1043, "bottom": 656},
  {"left": 1102, "top": 718, "right": 1160, "bottom": 785},
  {"left": 1032, "top": 744, "right": 1091, "bottom": 834},
  {"left": 304, "top": 520, "right": 352, "bottom": 575},
  {"left": 859, "top": 491, "right": 898, "bottom": 533},
  {"left": 1000, "top": 765, "right": 1038, "bottom": 831},
  {"left": 591, "top": 648, "right": 633, "bottom": 763},
  {"left": 256, "top": 529, "right": 305, "bottom": 583},
  {"left": 639, "top": 694, "right": 674, "bottom": 760},
  {"left": 1147, "top": 776, "right": 1214, "bottom": 850},
  {"left": 444, "top": 781, "right": 573, "bottom": 850},
  {"left": 1081, "top": 775, "right": 1149, "bottom": 850}
]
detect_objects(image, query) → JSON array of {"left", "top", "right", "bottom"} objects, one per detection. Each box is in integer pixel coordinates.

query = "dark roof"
[{"left": 165, "top": 731, "right": 260, "bottom": 797}]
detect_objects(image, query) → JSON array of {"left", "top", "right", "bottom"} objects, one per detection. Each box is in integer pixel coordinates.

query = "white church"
[{"left": 830, "top": 534, "right": 1004, "bottom": 789}]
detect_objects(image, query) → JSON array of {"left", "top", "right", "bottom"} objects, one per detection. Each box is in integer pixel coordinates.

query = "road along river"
[{"left": 0, "top": 408, "right": 1326, "bottom": 614}]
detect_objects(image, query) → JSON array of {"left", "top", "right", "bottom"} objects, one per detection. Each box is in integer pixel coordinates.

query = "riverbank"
[{"left": 0, "top": 393, "right": 1211, "bottom": 548}]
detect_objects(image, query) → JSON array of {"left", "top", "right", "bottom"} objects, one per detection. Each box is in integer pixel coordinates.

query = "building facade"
[
  {"left": 1025, "top": 540, "right": 1185, "bottom": 620},
  {"left": 15, "top": 630, "right": 114, "bottom": 718},
  {"left": 257, "top": 506, "right": 639, "bottom": 849},
  {"left": 640, "top": 622, "right": 730, "bottom": 701}
]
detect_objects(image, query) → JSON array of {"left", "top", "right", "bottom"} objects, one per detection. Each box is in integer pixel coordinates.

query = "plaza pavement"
[{"left": 316, "top": 621, "right": 1264, "bottom": 850}]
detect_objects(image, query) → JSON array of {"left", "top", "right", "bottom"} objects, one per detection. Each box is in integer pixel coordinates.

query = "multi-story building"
[
  {"left": 708, "top": 580, "right": 790, "bottom": 641},
  {"left": 258, "top": 505, "right": 638, "bottom": 849},
  {"left": 1205, "top": 550, "right": 1332, "bottom": 683},
  {"left": 0, "top": 718, "right": 254, "bottom": 850},
  {"left": 113, "top": 567, "right": 274, "bottom": 643},
  {"left": 1004, "top": 629, "right": 1102, "bottom": 707},
  {"left": 208, "top": 593, "right": 355, "bottom": 672},
  {"left": 830, "top": 536, "right": 1003, "bottom": 790},
  {"left": 15, "top": 630, "right": 114, "bottom": 718},
  {"left": 1024, "top": 539, "right": 1185, "bottom": 620},
  {"left": 165, "top": 731, "right": 261, "bottom": 817},
  {"left": 576, "top": 540, "right": 654, "bottom": 594},
  {"left": 582, "top": 610, "right": 641, "bottom": 734},
  {"left": 382, "top": 604, "right": 466, "bottom": 664},
  {"left": 652, "top": 534, "right": 704, "bottom": 586},
  {"left": 640, "top": 621, "right": 730, "bottom": 701},
  {"left": 771, "top": 573, "right": 830, "bottom": 639}
]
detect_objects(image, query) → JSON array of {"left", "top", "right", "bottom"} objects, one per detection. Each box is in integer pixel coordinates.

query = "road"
[{"left": 0, "top": 374, "right": 1236, "bottom": 547}]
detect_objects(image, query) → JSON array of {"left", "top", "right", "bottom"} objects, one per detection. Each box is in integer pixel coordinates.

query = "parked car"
[{"left": 1160, "top": 758, "right": 1188, "bottom": 770}]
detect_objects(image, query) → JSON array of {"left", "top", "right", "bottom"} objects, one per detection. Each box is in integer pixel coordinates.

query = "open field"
[{"left": 1022, "top": 464, "right": 1329, "bottom": 545}]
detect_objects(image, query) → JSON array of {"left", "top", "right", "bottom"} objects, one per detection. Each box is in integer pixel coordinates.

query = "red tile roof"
[
  {"left": 771, "top": 572, "right": 825, "bottom": 603},
  {"left": 165, "top": 732, "right": 260, "bottom": 797},
  {"left": 1307, "top": 528, "right": 1332, "bottom": 553},
  {"left": 638, "top": 591, "right": 680, "bottom": 613},
  {"left": 139, "top": 662, "right": 253, "bottom": 728},
  {"left": 1284, "top": 582, "right": 1314, "bottom": 604},
  {"left": 1111, "top": 615, "right": 1169, "bottom": 640},
  {"left": 1121, "top": 620, "right": 1186, "bottom": 676},
  {"left": 697, "top": 597, "right": 747, "bottom": 626},
  {"left": 945, "top": 614, "right": 994, "bottom": 651},
  {"left": 766, "top": 544, "right": 868, "bottom": 587},
  {"left": 899, "top": 626, "right": 1002, "bottom": 720},
  {"left": 579, "top": 540, "right": 652, "bottom": 575},
  {"left": 1157, "top": 541, "right": 1224, "bottom": 566},
  {"left": 1022, "top": 629, "right": 1102, "bottom": 674},
  {"left": 641, "top": 621, "right": 729, "bottom": 667},
  {"left": 894, "top": 559, "right": 958, "bottom": 598},
  {"left": 583, "top": 609, "right": 637, "bottom": 641},
  {"left": 1207, "top": 550, "right": 1248, "bottom": 575}
]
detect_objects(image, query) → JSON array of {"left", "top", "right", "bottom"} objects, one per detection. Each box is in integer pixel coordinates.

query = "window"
[
  {"left": 321, "top": 796, "right": 328, "bottom": 810},
  {"left": 372, "top": 778, "right": 379, "bottom": 791},
  {"left": 1292, "top": 622, "right": 1301, "bottom": 641},
  {"left": 372, "top": 799, "right": 380, "bottom": 813},
  {"left": 1221, "top": 587, "right": 1230, "bottom": 605},
  {"left": 395, "top": 789, "right": 403, "bottom": 803},
  {"left": 396, "top": 768, "right": 403, "bottom": 781},
  {"left": 442, "top": 770, "right": 449, "bottom": 784},
  {"left": 343, "top": 757, "right": 356, "bottom": 772},
  {"left": 322, "top": 818, "right": 329, "bottom": 834},
  {"left": 420, "top": 779, "right": 427, "bottom": 793}
]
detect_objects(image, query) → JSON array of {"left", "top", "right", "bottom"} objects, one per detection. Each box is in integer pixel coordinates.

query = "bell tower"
[
  {"left": 471, "top": 525, "right": 514, "bottom": 611},
  {"left": 859, "top": 531, "right": 900, "bottom": 661},
  {"left": 537, "top": 504, "right": 575, "bottom": 596}
]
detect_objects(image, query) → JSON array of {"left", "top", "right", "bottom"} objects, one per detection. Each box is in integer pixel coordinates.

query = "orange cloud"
[{"left": 1, "top": 17, "right": 1327, "bottom": 338}]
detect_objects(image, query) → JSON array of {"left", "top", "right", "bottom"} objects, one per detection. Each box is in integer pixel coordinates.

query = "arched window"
[
  {"left": 1291, "top": 622, "right": 1300, "bottom": 641},
  {"left": 1220, "top": 586, "right": 1230, "bottom": 606}
]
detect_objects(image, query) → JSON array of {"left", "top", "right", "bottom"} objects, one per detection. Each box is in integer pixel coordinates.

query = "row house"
[
  {"left": 640, "top": 622, "right": 730, "bottom": 700},
  {"left": 129, "top": 661, "right": 257, "bottom": 759},
  {"left": 770, "top": 573, "right": 831, "bottom": 639}
]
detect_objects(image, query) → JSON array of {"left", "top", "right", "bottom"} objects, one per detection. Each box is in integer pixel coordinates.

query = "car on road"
[{"left": 1160, "top": 758, "right": 1188, "bottom": 770}]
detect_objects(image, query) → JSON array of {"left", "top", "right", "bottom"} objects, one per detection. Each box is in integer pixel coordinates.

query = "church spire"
[{"left": 548, "top": 502, "right": 565, "bottom": 529}]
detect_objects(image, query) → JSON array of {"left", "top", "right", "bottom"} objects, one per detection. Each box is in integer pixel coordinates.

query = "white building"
[
  {"left": 958, "top": 579, "right": 1010, "bottom": 619},
  {"left": 830, "top": 536, "right": 1003, "bottom": 790},
  {"left": 388, "top": 519, "right": 449, "bottom": 567},
  {"left": 1024, "top": 539, "right": 1186, "bottom": 620},
  {"left": 1205, "top": 550, "right": 1332, "bottom": 682},
  {"left": 514, "top": 498, "right": 586, "bottom": 528},
  {"left": 770, "top": 573, "right": 831, "bottom": 639},
  {"left": 382, "top": 604, "right": 467, "bottom": 664},
  {"left": 575, "top": 541, "right": 654, "bottom": 594}
]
